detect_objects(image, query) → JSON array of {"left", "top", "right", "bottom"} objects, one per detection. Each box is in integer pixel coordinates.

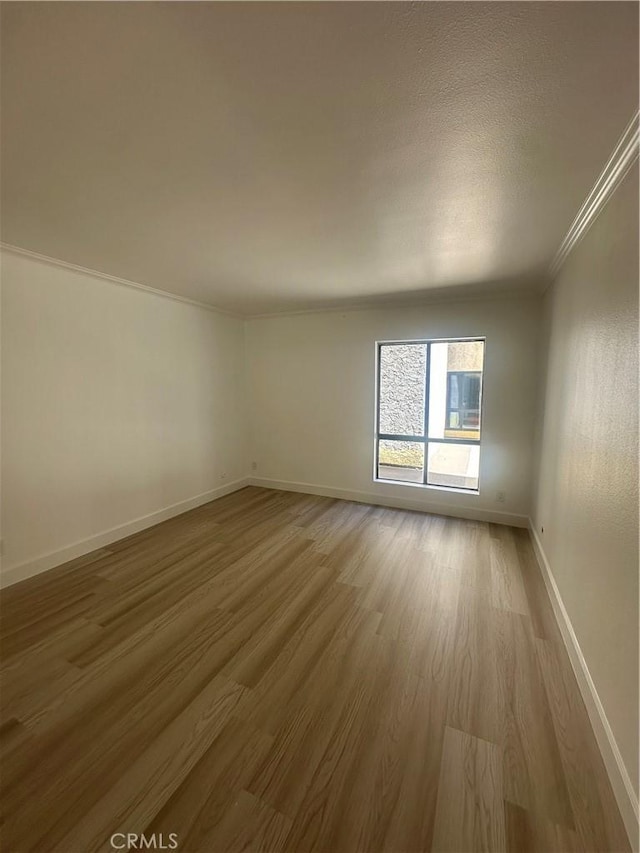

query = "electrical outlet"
[
  {"left": 220, "top": 472, "right": 227, "bottom": 481},
  {"left": 251, "top": 461, "right": 257, "bottom": 471},
  {"left": 496, "top": 490, "right": 506, "bottom": 503}
]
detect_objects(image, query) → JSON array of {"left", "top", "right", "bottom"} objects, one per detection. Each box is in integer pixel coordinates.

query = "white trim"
[
  {"left": 372, "top": 477, "right": 479, "bottom": 497},
  {"left": 0, "top": 244, "right": 542, "bottom": 322},
  {"left": 0, "top": 243, "right": 242, "bottom": 319},
  {"left": 249, "top": 477, "right": 528, "bottom": 526},
  {"left": 549, "top": 111, "right": 640, "bottom": 280},
  {"left": 528, "top": 519, "right": 639, "bottom": 850},
  {"left": 0, "top": 478, "right": 250, "bottom": 589},
  {"left": 246, "top": 285, "right": 542, "bottom": 321}
]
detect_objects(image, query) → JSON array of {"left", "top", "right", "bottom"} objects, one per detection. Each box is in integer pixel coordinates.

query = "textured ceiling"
[{"left": 1, "top": 2, "right": 638, "bottom": 315}]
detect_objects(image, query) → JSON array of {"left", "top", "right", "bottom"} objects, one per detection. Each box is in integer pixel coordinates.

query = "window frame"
[{"left": 374, "top": 337, "right": 485, "bottom": 493}]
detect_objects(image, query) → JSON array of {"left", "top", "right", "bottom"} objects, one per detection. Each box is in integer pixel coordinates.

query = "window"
[{"left": 375, "top": 338, "right": 484, "bottom": 491}]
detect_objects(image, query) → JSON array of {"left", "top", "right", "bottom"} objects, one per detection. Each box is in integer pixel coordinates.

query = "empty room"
[{"left": 0, "top": 2, "right": 638, "bottom": 852}]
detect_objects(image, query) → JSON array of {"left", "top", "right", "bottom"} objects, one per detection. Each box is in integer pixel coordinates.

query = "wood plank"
[
  {"left": 536, "top": 637, "right": 630, "bottom": 852},
  {"left": 446, "top": 583, "right": 505, "bottom": 744},
  {"left": 432, "top": 726, "right": 506, "bottom": 853},
  {"left": 145, "top": 716, "right": 275, "bottom": 848},
  {"left": 497, "top": 610, "right": 574, "bottom": 828},
  {"left": 53, "top": 675, "right": 249, "bottom": 853},
  {"left": 200, "top": 789, "right": 292, "bottom": 853},
  {"left": 505, "top": 800, "right": 581, "bottom": 853}
]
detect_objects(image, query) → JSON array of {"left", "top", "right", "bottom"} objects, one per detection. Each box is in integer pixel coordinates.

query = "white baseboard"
[
  {"left": 249, "top": 477, "right": 528, "bottom": 527},
  {"left": 528, "top": 520, "right": 639, "bottom": 850},
  {"left": 0, "top": 478, "right": 250, "bottom": 589}
]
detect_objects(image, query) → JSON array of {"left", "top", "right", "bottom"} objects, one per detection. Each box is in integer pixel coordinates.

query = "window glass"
[
  {"left": 429, "top": 341, "right": 483, "bottom": 441},
  {"left": 427, "top": 442, "right": 480, "bottom": 490},
  {"left": 377, "top": 440, "right": 425, "bottom": 483},
  {"left": 378, "top": 344, "right": 426, "bottom": 436}
]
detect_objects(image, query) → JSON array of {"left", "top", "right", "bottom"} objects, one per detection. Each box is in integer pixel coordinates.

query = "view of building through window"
[{"left": 376, "top": 339, "right": 484, "bottom": 490}]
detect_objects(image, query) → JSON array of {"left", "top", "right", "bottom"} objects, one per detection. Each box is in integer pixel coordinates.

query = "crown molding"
[
  {"left": 246, "top": 282, "right": 543, "bottom": 321},
  {"left": 0, "top": 243, "right": 242, "bottom": 319},
  {"left": 549, "top": 111, "right": 639, "bottom": 281},
  {"left": 1, "top": 241, "right": 543, "bottom": 320}
]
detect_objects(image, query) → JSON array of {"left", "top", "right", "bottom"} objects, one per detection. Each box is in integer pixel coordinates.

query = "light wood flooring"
[{"left": 0, "top": 486, "right": 630, "bottom": 852}]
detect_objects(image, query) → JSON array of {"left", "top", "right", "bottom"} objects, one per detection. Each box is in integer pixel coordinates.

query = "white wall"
[
  {"left": 532, "top": 164, "right": 639, "bottom": 806},
  {"left": 245, "top": 296, "right": 541, "bottom": 523},
  {"left": 1, "top": 251, "right": 248, "bottom": 584}
]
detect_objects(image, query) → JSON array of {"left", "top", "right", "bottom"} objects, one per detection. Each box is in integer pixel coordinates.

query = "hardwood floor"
[{"left": 0, "top": 486, "right": 630, "bottom": 853}]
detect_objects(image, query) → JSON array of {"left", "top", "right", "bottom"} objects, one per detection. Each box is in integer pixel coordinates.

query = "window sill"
[{"left": 373, "top": 478, "right": 479, "bottom": 496}]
